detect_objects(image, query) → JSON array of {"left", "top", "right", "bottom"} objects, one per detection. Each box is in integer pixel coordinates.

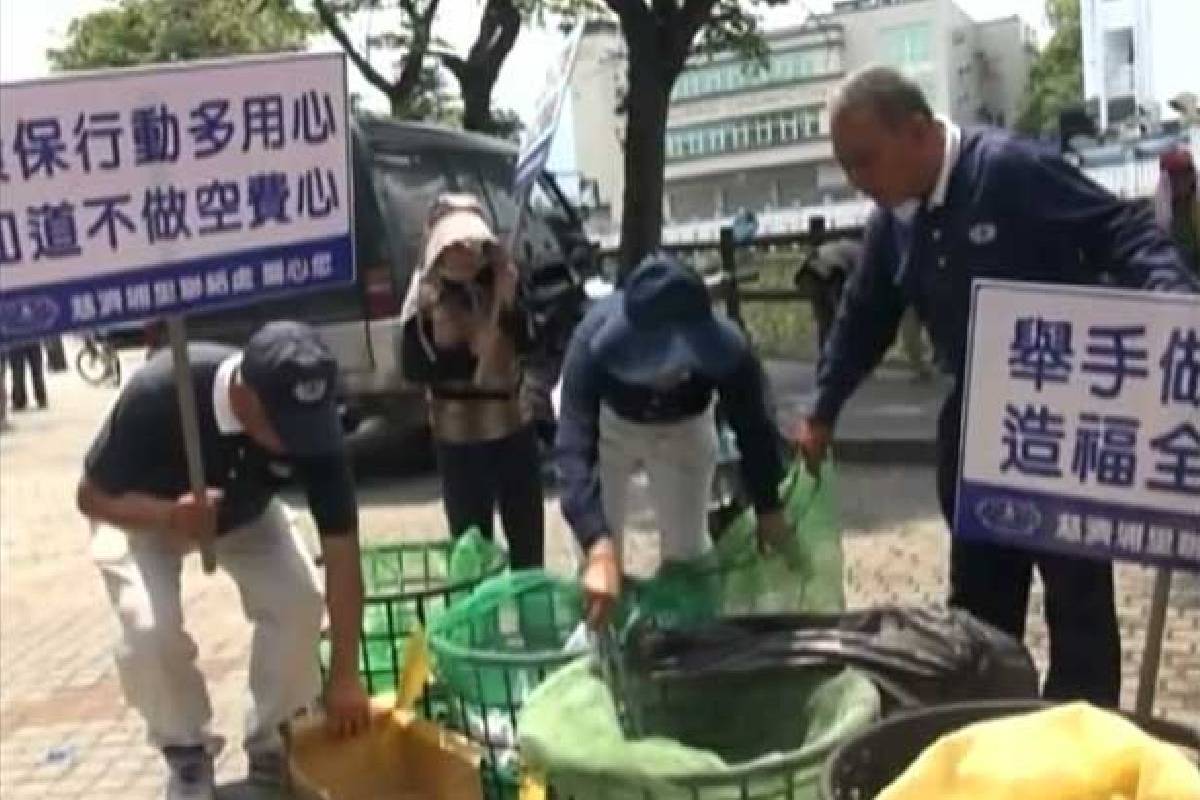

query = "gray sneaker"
[
  {"left": 163, "top": 745, "right": 215, "bottom": 800},
  {"left": 247, "top": 748, "right": 289, "bottom": 792}
]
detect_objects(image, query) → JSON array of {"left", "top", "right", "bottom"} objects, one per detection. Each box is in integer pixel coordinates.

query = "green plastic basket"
[
  {"left": 319, "top": 540, "right": 508, "bottom": 713},
  {"left": 428, "top": 570, "right": 588, "bottom": 799}
]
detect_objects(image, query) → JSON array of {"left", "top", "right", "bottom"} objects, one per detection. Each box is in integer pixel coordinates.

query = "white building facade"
[
  {"left": 570, "top": 0, "right": 1038, "bottom": 244},
  {"left": 1079, "top": 0, "right": 1200, "bottom": 132}
]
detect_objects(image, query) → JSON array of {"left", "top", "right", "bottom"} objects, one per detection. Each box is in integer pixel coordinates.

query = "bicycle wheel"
[{"left": 76, "top": 347, "right": 110, "bottom": 386}]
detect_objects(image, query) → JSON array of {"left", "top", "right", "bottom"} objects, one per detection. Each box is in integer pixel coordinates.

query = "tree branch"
[
  {"left": 438, "top": 50, "right": 467, "bottom": 81},
  {"left": 605, "top": 0, "right": 648, "bottom": 28},
  {"left": 672, "top": 0, "right": 719, "bottom": 70},
  {"left": 419, "top": 0, "right": 441, "bottom": 31},
  {"left": 393, "top": 0, "right": 442, "bottom": 105},
  {"left": 679, "top": 0, "right": 719, "bottom": 42},
  {"left": 313, "top": 0, "right": 395, "bottom": 96},
  {"left": 396, "top": 0, "right": 422, "bottom": 22},
  {"left": 473, "top": 0, "right": 520, "bottom": 74}
]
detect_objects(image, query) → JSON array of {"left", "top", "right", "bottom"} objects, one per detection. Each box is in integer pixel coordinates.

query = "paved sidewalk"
[
  {"left": 768, "top": 359, "right": 947, "bottom": 463},
  {"left": 1, "top": 353, "right": 1195, "bottom": 799}
]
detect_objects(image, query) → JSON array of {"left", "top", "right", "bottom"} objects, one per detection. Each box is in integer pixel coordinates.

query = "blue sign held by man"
[
  {"left": 0, "top": 53, "right": 354, "bottom": 345},
  {"left": 958, "top": 281, "right": 1200, "bottom": 572}
]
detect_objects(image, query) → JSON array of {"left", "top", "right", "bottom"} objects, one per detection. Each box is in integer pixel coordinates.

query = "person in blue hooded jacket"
[
  {"left": 556, "top": 254, "right": 789, "bottom": 626},
  {"left": 794, "top": 66, "right": 1199, "bottom": 706}
]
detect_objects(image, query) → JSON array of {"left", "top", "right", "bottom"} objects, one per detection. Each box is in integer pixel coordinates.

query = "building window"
[
  {"left": 780, "top": 111, "right": 798, "bottom": 142},
  {"left": 734, "top": 120, "right": 750, "bottom": 149},
  {"left": 882, "top": 22, "right": 932, "bottom": 69},
  {"left": 756, "top": 116, "right": 773, "bottom": 145},
  {"left": 708, "top": 128, "right": 724, "bottom": 153},
  {"left": 665, "top": 104, "right": 826, "bottom": 161},
  {"left": 799, "top": 52, "right": 815, "bottom": 77},
  {"left": 1103, "top": 27, "right": 1135, "bottom": 99},
  {"left": 671, "top": 45, "right": 841, "bottom": 101}
]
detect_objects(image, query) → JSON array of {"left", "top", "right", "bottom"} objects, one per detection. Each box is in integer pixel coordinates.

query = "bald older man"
[{"left": 794, "top": 66, "right": 1198, "bottom": 706}]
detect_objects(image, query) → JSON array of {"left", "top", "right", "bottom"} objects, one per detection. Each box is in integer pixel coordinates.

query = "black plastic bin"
[{"left": 820, "top": 700, "right": 1200, "bottom": 800}]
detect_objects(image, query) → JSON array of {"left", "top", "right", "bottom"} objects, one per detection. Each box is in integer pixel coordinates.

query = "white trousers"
[
  {"left": 90, "top": 500, "right": 324, "bottom": 756},
  {"left": 598, "top": 403, "right": 718, "bottom": 563}
]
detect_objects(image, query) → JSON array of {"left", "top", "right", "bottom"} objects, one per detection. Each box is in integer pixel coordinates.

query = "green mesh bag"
[
  {"left": 715, "top": 462, "right": 845, "bottom": 616},
  {"left": 632, "top": 462, "right": 845, "bottom": 627}
]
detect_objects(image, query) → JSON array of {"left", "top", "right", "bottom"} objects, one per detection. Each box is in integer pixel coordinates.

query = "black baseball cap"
[{"left": 240, "top": 321, "right": 342, "bottom": 456}]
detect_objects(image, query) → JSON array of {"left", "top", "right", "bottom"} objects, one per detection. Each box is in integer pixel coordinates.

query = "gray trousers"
[{"left": 90, "top": 501, "right": 324, "bottom": 756}]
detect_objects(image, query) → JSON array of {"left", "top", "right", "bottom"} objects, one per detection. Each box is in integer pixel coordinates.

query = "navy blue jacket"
[
  {"left": 814, "top": 128, "right": 1199, "bottom": 426},
  {"left": 557, "top": 295, "right": 784, "bottom": 550}
]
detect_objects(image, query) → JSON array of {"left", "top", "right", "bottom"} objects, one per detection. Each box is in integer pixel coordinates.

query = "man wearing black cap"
[
  {"left": 557, "top": 255, "right": 789, "bottom": 626},
  {"left": 76, "top": 321, "right": 369, "bottom": 800}
]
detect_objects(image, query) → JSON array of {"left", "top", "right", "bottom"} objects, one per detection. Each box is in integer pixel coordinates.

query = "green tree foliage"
[
  {"left": 47, "top": 0, "right": 317, "bottom": 71},
  {"left": 1017, "top": 0, "right": 1082, "bottom": 135}
]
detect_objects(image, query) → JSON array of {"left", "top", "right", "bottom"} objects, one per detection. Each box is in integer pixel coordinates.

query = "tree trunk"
[
  {"left": 460, "top": 72, "right": 494, "bottom": 131},
  {"left": 388, "top": 90, "right": 408, "bottom": 118},
  {"left": 617, "top": 45, "right": 672, "bottom": 276},
  {"left": 451, "top": 0, "right": 520, "bottom": 134}
]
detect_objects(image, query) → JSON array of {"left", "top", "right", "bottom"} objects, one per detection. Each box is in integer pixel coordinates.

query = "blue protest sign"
[
  {"left": 0, "top": 53, "right": 354, "bottom": 345},
  {"left": 956, "top": 280, "right": 1199, "bottom": 571}
]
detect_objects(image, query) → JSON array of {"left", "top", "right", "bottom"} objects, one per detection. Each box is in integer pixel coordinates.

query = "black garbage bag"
[{"left": 626, "top": 605, "right": 1038, "bottom": 719}]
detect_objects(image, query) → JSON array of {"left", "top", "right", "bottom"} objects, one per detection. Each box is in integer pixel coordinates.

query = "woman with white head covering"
[{"left": 400, "top": 194, "right": 544, "bottom": 568}]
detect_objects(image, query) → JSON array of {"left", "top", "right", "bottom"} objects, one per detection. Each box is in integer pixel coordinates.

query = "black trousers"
[
  {"left": 436, "top": 424, "right": 545, "bottom": 569},
  {"left": 44, "top": 337, "right": 67, "bottom": 373},
  {"left": 8, "top": 344, "right": 47, "bottom": 410},
  {"left": 937, "top": 391, "right": 1121, "bottom": 706},
  {"left": 804, "top": 272, "right": 846, "bottom": 354}
]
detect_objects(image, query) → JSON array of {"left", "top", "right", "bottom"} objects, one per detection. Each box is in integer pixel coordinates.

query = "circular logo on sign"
[
  {"left": 0, "top": 295, "right": 60, "bottom": 339},
  {"left": 976, "top": 497, "right": 1042, "bottom": 537}
]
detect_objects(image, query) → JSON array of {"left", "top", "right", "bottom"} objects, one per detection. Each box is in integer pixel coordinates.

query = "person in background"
[
  {"left": 897, "top": 309, "right": 933, "bottom": 381},
  {"left": 400, "top": 194, "right": 544, "bottom": 569},
  {"left": 802, "top": 238, "right": 932, "bottom": 380},
  {"left": 1154, "top": 147, "right": 1199, "bottom": 274},
  {"left": 557, "top": 254, "right": 789, "bottom": 627},
  {"left": 793, "top": 66, "right": 1198, "bottom": 708},
  {"left": 76, "top": 321, "right": 370, "bottom": 800},
  {"left": 799, "top": 237, "right": 856, "bottom": 351},
  {"left": 7, "top": 340, "right": 48, "bottom": 411},
  {"left": 44, "top": 336, "right": 68, "bottom": 373}
]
